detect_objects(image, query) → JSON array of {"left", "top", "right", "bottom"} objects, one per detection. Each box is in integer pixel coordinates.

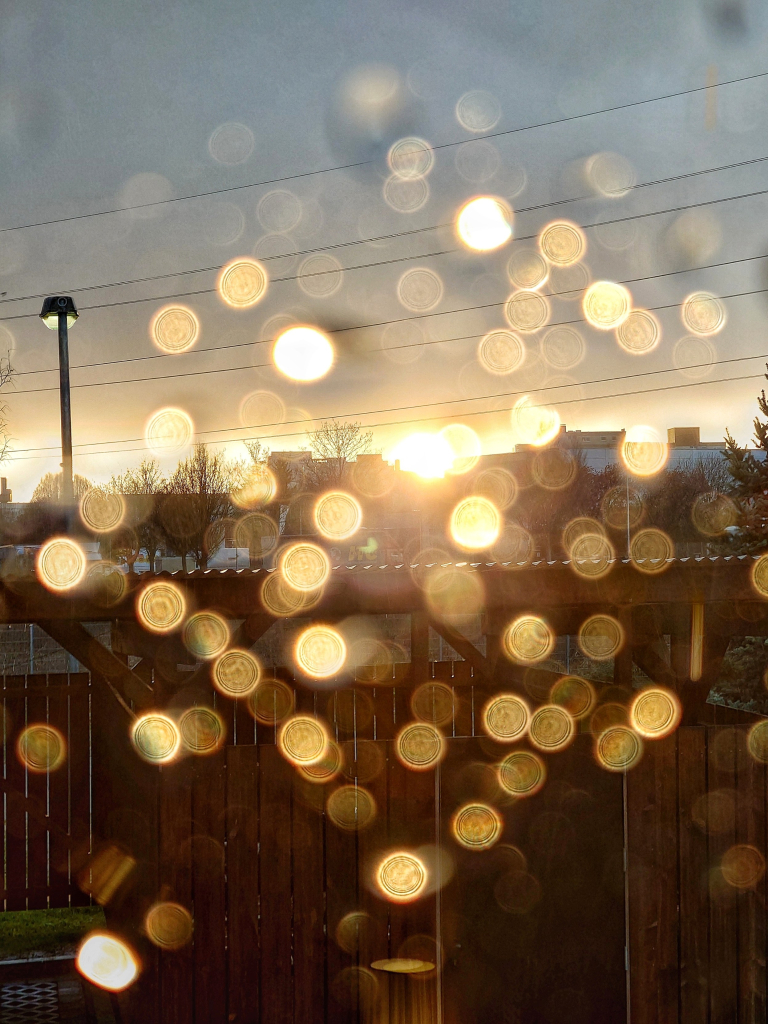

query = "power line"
[
  {"left": 2, "top": 177, "right": 766, "bottom": 332},
  {"left": 10, "top": 248, "right": 768, "bottom": 379},
  {"left": 2, "top": 68, "right": 768, "bottom": 236},
  {"left": 10, "top": 348, "right": 768, "bottom": 457},
  {"left": 5, "top": 370, "right": 761, "bottom": 464},
  {"left": 4, "top": 149, "right": 768, "bottom": 311}
]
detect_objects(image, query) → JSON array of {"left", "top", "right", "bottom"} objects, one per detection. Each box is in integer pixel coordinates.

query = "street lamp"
[{"left": 39, "top": 296, "right": 78, "bottom": 508}]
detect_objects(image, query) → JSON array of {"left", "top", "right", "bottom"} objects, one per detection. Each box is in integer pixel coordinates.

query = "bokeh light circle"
[
  {"left": 630, "top": 528, "right": 674, "bottom": 571},
  {"left": 280, "top": 543, "right": 331, "bottom": 591},
  {"left": 541, "top": 327, "right": 584, "bottom": 369},
  {"left": 183, "top": 611, "right": 230, "bottom": 660},
  {"left": 621, "top": 425, "right": 668, "bottom": 477},
  {"left": 411, "top": 682, "right": 455, "bottom": 726},
  {"left": 397, "top": 268, "right": 443, "bottom": 310},
  {"left": 387, "top": 137, "right": 434, "bottom": 178},
  {"left": 213, "top": 649, "right": 261, "bottom": 698},
  {"left": 145, "top": 407, "right": 193, "bottom": 454},
  {"left": 529, "top": 705, "right": 575, "bottom": 752},
  {"left": 248, "top": 678, "right": 295, "bottom": 725},
  {"left": 179, "top": 707, "right": 225, "bottom": 755},
  {"left": 261, "top": 573, "right": 321, "bottom": 617},
  {"left": 681, "top": 291, "right": 726, "bottom": 336},
  {"left": 80, "top": 489, "right": 125, "bottom": 533},
  {"left": 279, "top": 715, "right": 329, "bottom": 766},
  {"left": 482, "top": 694, "right": 530, "bottom": 742},
  {"left": 131, "top": 714, "right": 181, "bottom": 764},
  {"left": 450, "top": 496, "right": 500, "bottom": 550},
  {"left": 692, "top": 493, "right": 738, "bottom": 536},
  {"left": 585, "top": 151, "right": 635, "bottom": 197},
  {"left": 137, "top": 581, "right": 186, "bottom": 634},
  {"left": 550, "top": 675, "right": 596, "bottom": 719},
  {"left": 569, "top": 532, "right": 615, "bottom": 578},
  {"left": 396, "top": 723, "right": 445, "bottom": 770},
  {"left": 36, "top": 538, "right": 87, "bottom": 592},
  {"left": 376, "top": 852, "right": 427, "bottom": 902},
  {"left": 538, "top": 221, "right": 586, "bottom": 266},
  {"left": 457, "top": 197, "right": 513, "bottom": 252},
  {"left": 217, "top": 258, "right": 268, "bottom": 308},
  {"left": 299, "top": 741, "right": 342, "bottom": 783},
  {"left": 577, "top": 615, "right": 624, "bottom": 661},
  {"left": 273, "top": 326, "right": 334, "bottom": 381},
  {"left": 721, "top": 845, "right": 766, "bottom": 889},
  {"left": 498, "top": 751, "right": 546, "bottom": 797},
  {"left": 504, "top": 616, "right": 554, "bottom": 664},
  {"left": 383, "top": 175, "right": 430, "bottom": 213},
  {"left": 596, "top": 726, "right": 643, "bottom": 772},
  {"left": 456, "top": 90, "right": 501, "bottom": 132},
  {"left": 532, "top": 447, "right": 576, "bottom": 490},
  {"left": 478, "top": 329, "right": 525, "bottom": 375},
  {"left": 508, "top": 249, "right": 549, "bottom": 290},
  {"left": 511, "top": 395, "right": 560, "bottom": 446},
  {"left": 145, "top": 902, "right": 193, "bottom": 950},
  {"left": 616, "top": 309, "right": 660, "bottom": 354},
  {"left": 231, "top": 464, "right": 277, "bottom": 510},
  {"left": 327, "top": 785, "right": 377, "bottom": 830},
  {"left": 150, "top": 305, "right": 200, "bottom": 354},
  {"left": 295, "top": 625, "right": 346, "bottom": 679},
  {"left": 298, "top": 254, "right": 344, "bottom": 298},
  {"left": 630, "top": 688, "right": 682, "bottom": 740},
  {"left": 77, "top": 934, "right": 138, "bottom": 992},
  {"left": 583, "top": 281, "right": 631, "bottom": 329},
  {"left": 208, "top": 122, "right": 254, "bottom": 165},
  {"left": 315, "top": 492, "right": 362, "bottom": 540},
  {"left": 452, "top": 803, "right": 502, "bottom": 850},
  {"left": 505, "top": 290, "right": 550, "bottom": 332},
  {"left": 17, "top": 724, "right": 66, "bottom": 773}
]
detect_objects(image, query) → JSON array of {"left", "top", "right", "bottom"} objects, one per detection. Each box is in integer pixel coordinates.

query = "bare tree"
[
  {"left": 162, "top": 444, "right": 235, "bottom": 569},
  {"left": 108, "top": 459, "right": 166, "bottom": 572},
  {"left": 0, "top": 356, "right": 15, "bottom": 463},
  {"left": 305, "top": 420, "right": 373, "bottom": 488},
  {"left": 32, "top": 471, "right": 93, "bottom": 503}
]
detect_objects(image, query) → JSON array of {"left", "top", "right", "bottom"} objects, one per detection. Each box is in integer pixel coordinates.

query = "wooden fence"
[
  {"left": 1, "top": 673, "right": 92, "bottom": 911},
  {"left": 626, "top": 724, "right": 768, "bottom": 1024}
]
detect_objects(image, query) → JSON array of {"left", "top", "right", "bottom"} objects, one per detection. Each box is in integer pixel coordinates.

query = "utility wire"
[
  {"left": 5, "top": 370, "right": 762, "bottom": 463},
  {"left": 2, "top": 67, "right": 767, "bottom": 235},
  {"left": 10, "top": 349, "right": 768, "bottom": 456},
  {"left": 2, "top": 178, "right": 767, "bottom": 329},
  {"left": 3, "top": 149, "right": 768, "bottom": 310},
  {"left": 11, "top": 248, "right": 768, "bottom": 379}
]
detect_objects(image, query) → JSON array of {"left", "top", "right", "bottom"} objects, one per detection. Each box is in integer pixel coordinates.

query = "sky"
[{"left": 1, "top": 0, "right": 768, "bottom": 498}]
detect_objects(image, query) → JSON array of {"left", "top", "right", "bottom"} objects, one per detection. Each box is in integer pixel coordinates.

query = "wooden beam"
[
  {"left": 37, "top": 620, "right": 152, "bottom": 711},
  {"left": 631, "top": 642, "right": 678, "bottom": 690},
  {"left": 426, "top": 617, "right": 494, "bottom": 682}
]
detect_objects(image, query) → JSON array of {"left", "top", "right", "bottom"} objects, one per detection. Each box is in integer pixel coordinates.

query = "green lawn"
[{"left": 0, "top": 905, "right": 106, "bottom": 960}]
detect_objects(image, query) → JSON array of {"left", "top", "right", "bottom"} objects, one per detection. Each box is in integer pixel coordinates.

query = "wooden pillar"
[{"left": 614, "top": 606, "right": 633, "bottom": 688}]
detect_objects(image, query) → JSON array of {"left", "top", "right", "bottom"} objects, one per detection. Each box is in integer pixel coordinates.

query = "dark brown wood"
[
  {"left": 292, "top": 760, "right": 326, "bottom": 1024},
  {"left": 226, "top": 744, "right": 260, "bottom": 1024},
  {"left": 736, "top": 739, "right": 767, "bottom": 1023},
  {"left": 707, "top": 725, "right": 739, "bottom": 1022},
  {"left": 48, "top": 675, "right": 73, "bottom": 907},
  {"left": 259, "top": 744, "right": 294, "bottom": 1024},
  {"left": 25, "top": 677, "right": 49, "bottom": 909},
  {"left": 677, "top": 727, "right": 709, "bottom": 1023},
  {"left": 4, "top": 675, "right": 27, "bottom": 909},
  {"left": 192, "top": 753, "right": 228, "bottom": 1024}
]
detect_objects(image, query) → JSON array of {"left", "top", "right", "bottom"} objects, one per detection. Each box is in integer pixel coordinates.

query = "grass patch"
[{"left": 0, "top": 905, "right": 106, "bottom": 960}]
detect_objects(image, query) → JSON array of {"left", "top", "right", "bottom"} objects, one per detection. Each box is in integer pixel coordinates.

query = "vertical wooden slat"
[
  {"left": 678, "top": 727, "right": 709, "bottom": 1023},
  {"left": 227, "top": 744, "right": 260, "bottom": 1024},
  {"left": 67, "top": 674, "right": 91, "bottom": 908},
  {"left": 292, "top": 766, "right": 326, "bottom": 1024},
  {"left": 47, "top": 677, "right": 71, "bottom": 907},
  {"left": 708, "top": 725, "right": 739, "bottom": 1021},
  {"left": 25, "top": 678, "right": 49, "bottom": 909},
  {"left": 193, "top": 753, "right": 228, "bottom": 1024},
  {"left": 626, "top": 737, "right": 659, "bottom": 1024},
  {"left": 159, "top": 760, "right": 195, "bottom": 1024},
  {"left": 259, "top": 744, "right": 294, "bottom": 1024},
  {"left": 654, "top": 734, "right": 680, "bottom": 1020},
  {"left": 4, "top": 676, "right": 27, "bottom": 910},
  {"left": 737, "top": 732, "right": 766, "bottom": 1022}
]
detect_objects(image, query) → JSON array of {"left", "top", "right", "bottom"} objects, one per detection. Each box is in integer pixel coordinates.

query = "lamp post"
[{"left": 39, "top": 296, "right": 78, "bottom": 509}]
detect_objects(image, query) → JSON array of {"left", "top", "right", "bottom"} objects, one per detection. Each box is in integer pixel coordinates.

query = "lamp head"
[{"left": 40, "top": 296, "right": 78, "bottom": 330}]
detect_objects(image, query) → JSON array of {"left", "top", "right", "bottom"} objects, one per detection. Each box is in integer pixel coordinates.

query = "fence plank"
[
  {"left": 737, "top": 735, "right": 767, "bottom": 1023},
  {"left": 226, "top": 744, "right": 260, "bottom": 1024},
  {"left": 4, "top": 677, "right": 27, "bottom": 909},
  {"left": 67, "top": 675, "right": 91, "bottom": 908},
  {"left": 292, "top": 767, "right": 326, "bottom": 1024},
  {"left": 159, "top": 759, "right": 195, "bottom": 1024},
  {"left": 707, "top": 726, "right": 739, "bottom": 1022},
  {"left": 25, "top": 679, "right": 49, "bottom": 909},
  {"left": 678, "top": 727, "right": 709, "bottom": 1024},
  {"left": 259, "top": 744, "right": 294, "bottom": 1024},
  {"left": 193, "top": 753, "right": 227, "bottom": 1024}
]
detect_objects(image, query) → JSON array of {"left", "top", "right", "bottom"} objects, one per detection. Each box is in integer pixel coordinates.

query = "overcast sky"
[{"left": 2, "top": 0, "right": 768, "bottom": 497}]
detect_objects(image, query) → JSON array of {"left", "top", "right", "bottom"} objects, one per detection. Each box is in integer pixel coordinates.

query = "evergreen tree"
[{"left": 724, "top": 367, "right": 768, "bottom": 553}]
